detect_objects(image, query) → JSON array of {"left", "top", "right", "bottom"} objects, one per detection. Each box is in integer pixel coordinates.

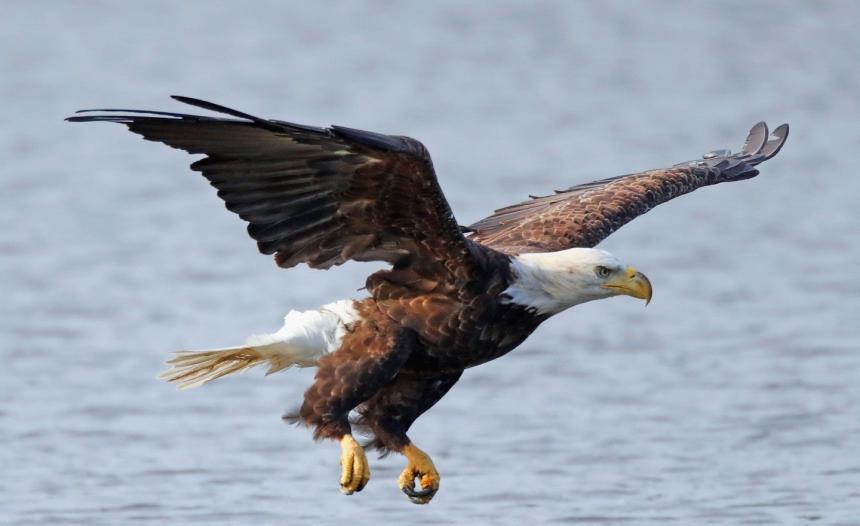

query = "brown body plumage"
[{"left": 68, "top": 97, "right": 788, "bottom": 503}]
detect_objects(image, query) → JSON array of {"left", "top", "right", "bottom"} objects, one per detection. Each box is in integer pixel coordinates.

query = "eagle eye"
[{"left": 595, "top": 265, "right": 612, "bottom": 278}]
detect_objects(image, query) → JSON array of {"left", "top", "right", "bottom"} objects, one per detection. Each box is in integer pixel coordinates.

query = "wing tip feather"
[
  {"left": 760, "top": 123, "right": 789, "bottom": 160},
  {"left": 741, "top": 121, "right": 769, "bottom": 155}
]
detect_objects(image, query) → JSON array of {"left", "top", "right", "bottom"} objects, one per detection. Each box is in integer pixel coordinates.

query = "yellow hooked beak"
[{"left": 601, "top": 266, "right": 653, "bottom": 305}]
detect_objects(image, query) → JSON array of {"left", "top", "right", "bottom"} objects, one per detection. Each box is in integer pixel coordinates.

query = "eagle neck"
[
  {"left": 500, "top": 249, "right": 615, "bottom": 316},
  {"left": 501, "top": 255, "right": 572, "bottom": 316}
]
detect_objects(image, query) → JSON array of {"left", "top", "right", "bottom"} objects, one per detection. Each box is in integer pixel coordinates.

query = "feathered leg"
[
  {"left": 358, "top": 370, "right": 463, "bottom": 504},
  {"left": 289, "top": 311, "right": 414, "bottom": 495}
]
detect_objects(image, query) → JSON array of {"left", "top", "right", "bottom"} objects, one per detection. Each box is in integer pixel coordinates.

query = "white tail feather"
[
  {"left": 159, "top": 342, "right": 309, "bottom": 390},
  {"left": 160, "top": 300, "right": 360, "bottom": 389}
]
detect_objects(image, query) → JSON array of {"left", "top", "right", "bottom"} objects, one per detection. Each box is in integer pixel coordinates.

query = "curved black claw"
[
  {"left": 402, "top": 484, "right": 437, "bottom": 505},
  {"left": 339, "top": 477, "right": 369, "bottom": 495}
]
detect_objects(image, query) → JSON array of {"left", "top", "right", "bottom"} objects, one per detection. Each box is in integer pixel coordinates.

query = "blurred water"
[{"left": 2, "top": 1, "right": 860, "bottom": 524}]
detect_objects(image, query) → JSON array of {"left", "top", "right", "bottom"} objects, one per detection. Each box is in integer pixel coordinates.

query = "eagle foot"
[
  {"left": 398, "top": 443, "right": 439, "bottom": 504},
  {"left": 339, "top": 434, "right": 370, "bottom": 495}
]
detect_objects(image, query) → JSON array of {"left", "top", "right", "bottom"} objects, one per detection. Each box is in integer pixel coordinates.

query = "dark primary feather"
[
  {"left": 468, "top": 122, "right": 789, "bottom": 254},
  {"left": 68, "top": 97, "right": 481, "bottom": 291}
]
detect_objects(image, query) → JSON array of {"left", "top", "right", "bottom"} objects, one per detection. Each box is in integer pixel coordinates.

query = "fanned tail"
[
  {"left": 159, "top": 346, "right": 272, "bottom": 390},
  {"left": 158, "top": 300, "right": 361, "bottom": 390},
  {"left": 159, "top": 338, "right": 321, "bottom": 389}
]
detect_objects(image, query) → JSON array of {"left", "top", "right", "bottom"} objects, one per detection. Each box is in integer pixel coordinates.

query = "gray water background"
[{"left": 2, "top": 1, "right": 860, "bottom": 524}]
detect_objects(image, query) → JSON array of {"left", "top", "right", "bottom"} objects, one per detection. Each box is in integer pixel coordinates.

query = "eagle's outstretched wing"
[
  {"left": 468, "top": 122, "right": 788, "bottom": 254},
  {"left": 68, "top": 96, "right": 480, "bottom": 287}
]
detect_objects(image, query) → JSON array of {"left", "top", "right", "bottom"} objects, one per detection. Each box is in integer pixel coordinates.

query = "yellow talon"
[
  {"left": 398, "top": 443, "right": 440, "bottom": 504},
  {"left": 339, "top": 434, "right": 370, "bottom": 495}
]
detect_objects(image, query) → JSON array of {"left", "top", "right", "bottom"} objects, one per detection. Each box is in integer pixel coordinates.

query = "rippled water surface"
[{"left": 3, "top": 2, "right": 860, "bottom": 524}]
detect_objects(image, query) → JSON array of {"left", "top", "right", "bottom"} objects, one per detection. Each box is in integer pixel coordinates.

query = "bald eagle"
[{"left": 68, "top": 97, "right": 788, "bottom": 504}]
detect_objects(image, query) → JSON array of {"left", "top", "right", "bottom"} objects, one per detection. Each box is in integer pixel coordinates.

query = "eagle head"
[{"left": 503, "top": 247, "right": 652, "bottom": 315}]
